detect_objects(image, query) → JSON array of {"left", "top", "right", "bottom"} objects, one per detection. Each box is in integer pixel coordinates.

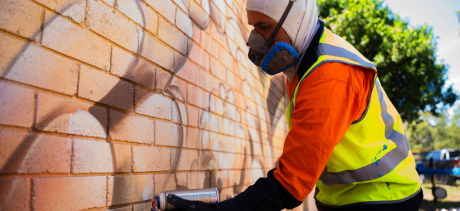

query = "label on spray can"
[{"left": 155, "top": 188, "right": 219, "bottom": 211}]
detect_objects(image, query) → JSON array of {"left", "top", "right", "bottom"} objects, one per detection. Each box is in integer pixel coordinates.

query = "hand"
[{"left": 166, "top": 194, "right": 217, "bottom": 211}]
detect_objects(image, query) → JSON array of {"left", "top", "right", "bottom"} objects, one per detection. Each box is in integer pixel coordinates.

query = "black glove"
[{"left": 166, "top": 194, "right": 218, "bottom": 211}]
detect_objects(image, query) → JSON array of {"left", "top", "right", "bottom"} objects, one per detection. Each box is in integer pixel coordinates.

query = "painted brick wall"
[{"left": 0, "top": 0, "right": 312, "bottom": 210}]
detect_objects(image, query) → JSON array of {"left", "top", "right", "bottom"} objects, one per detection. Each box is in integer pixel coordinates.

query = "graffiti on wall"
[{"left": 0, "top": 0, "right": 288, "bottom": 209}]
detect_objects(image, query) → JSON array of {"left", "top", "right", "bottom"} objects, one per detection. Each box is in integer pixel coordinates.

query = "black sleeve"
[{"left": 216, "top": 168, "right": 303, "bottom": 211}]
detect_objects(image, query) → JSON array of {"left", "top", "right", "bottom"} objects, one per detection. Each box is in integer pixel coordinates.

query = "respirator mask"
[{"left": 247, "top": 0, "right": 299, "bottom": 75}]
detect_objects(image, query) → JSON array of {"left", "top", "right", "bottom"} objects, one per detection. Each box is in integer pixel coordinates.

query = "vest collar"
[{"left": 296, "top": 20, "right": 325, "bottom": 80}]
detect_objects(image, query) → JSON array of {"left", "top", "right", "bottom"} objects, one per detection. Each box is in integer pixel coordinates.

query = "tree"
[
  {"left": 457, "top": 10, "right": 460, "bottom": 35},
  {"left": 405, "top": 109, "right": 460, "bottom": 150},
  {"left": 317, "top": 0, "right": 458, "bottom": 122}
]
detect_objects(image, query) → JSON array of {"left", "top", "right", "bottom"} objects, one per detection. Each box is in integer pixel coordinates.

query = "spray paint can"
[{"left": 152, "top": 188, "right": 219, "bottom": 211}]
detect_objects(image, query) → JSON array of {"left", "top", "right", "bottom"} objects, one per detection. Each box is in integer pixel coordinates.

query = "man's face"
[{"left": 247, "top": 11, "right": 291, "bottom": 46}]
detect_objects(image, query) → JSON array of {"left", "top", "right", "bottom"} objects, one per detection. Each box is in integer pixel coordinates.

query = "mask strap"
[{"left": 262, "top": 0, "right": 296, "bottom": 53}]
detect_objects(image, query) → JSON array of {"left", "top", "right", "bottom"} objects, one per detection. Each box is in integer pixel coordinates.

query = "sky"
[{"left": 383, "top": 0, "right": 460, "bottom": 114}]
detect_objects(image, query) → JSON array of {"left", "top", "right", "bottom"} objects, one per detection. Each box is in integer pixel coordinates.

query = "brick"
[
  {"left": 139, "top": 32, "right": 175, "bottom": 71},
  {"left": 188, "top": 171, "right": 208, "bottom": 189},
  {"left": 87, "top": 0, "right": 139, "bottom": 52},
  {"left": 172, "top": 101, "right": 187, "bottom": 124},
  {"left": 225, "top": 22, "right": 236, "bottom": 42},
  {"left": 0, "top": 179, "right": 30, "bottom": 210},
  {"left": 42, "top": 14, "right": 111, "bottom": 70},
  {"left": 211, "top": 170, "right": 228, "bottom": 189},
  {"left": 200, "top": 150, "right": 218, "bottom": 170},
  {"left": 155, "top": 68, "right": 172, "bottom": 93},
  {"left": 72, "top": 139, "right": 131, "bottom": 173},
  {"left": 35, "top": 92, "right": 108, "bottom": 137},
  {"left": 210, "top": 38, "right": 220, "bottom": 59},
  {"left": 155, "top": 120, "right": 183, "bottom": 147},
  {"left": 132, "top": 145, "right": 170, "bottom": 172},
  {"left": 212, "top": 0, "right": 227, "bottom": 15},
  {"left": 107, "top": 175, "right": 154, "bottom": 205},
  {"left": 173, "top": 0, "right": 188, "bottom": 12},
  {"left": 188, "top": 41, "right": 210, "bottom": 70},
  {"left": 207, "top": 113, "right": 221, "bottom": 133},
  {"left": 227, "top": 69, "right": 238, "bottom": 89},
  {"left": 154, "top": 173, "right": 187, "bottom": 194},
  {"left": 187, "top": 105, "right": 199, "bottom": 127},
  {"left": 201, "top": 130, "right": 210, "bottom": 149},
  {"left": 0, "top": 33, "right": 26, "bottom": 73},
  {"left": 228, "top": 138, "right": 243, "bottom": 153},
  {"left": 200, "top": 69, "right": 212, "bottom": 92},
  {"left": 210, "top": 94, "right": 224, "bottom": 115},
  {"left": 186, "top": 127, "right": 200, "bottom": 149},
  {"left": 220, "top": 187, "right": 235, "bottom": 200},
  {"left": 187, "top": 83, "right": 209, "bottom": 108},
  {"left": 218, "top": 152, "right": 236, "bottom": 169},
  {"left": 175, "top": 9, "right": 193, "bottom": 38},
  {"left": 117, "top": 0, "right": 158, "bottom": 34},
  {"left": 135, "top": 87, "right": 171, "bottom": 120},
  {"left": 199, "top": 110, "right": 209, "bottom": 130},
  {"left": 158, "top": 18, "right": 188, "bottom": 55},
  {"left": 210, "top": 132, "right": 226, "bottom": 151},
  {"left": 78, "top": 65, "right": 134, "bottom": 110},
  {"left": 5, "top": 45, "right": 79, "bottom": 95},
  {"left": 209, "top": 2, "right": 226, "bottom": 30},
  {"left": 210, "top": 21, "right": 227, "bottom": 46},
  {"left": 251, "top": 168, "right": 265, "bottom": 183},
  {"left": 144, "top": 0, "right": 176, "bottom": 23},
  {"left": 168, "top": 75, "right": 188, "bottom": 100},
  {"left": 0, "top": 130, "right": 71, "bottom": 173},
  {"left": 22, "top": 134, "right": 72, "bottom": 173},
  {"left": 200, "top": 0, "right": 211, "bottom": 15},
  {"left": 33, "top": 177, "right": 106, "bottom": 211},
  {"left": 191, "top": 22, "right": 201, "bottom": 44},
  {"left": 201, "top": 31, "right": 212, "bottom": 54},
  {"left": 0, "top": 0, "right": 42, "bottom": 39},
  {"left": 0, "top": 82, "right": 35, "bottom": 127},
  {"left": 226, "top": 104, "right": 238, "bottom": 121},
  {"left": 171, "top": 149, "right": 199, "bottom": 171},
  {"left": 190, "top": 0, "right": 210, "bottom": 29},
  {"left": 222, "top": 118, "right": 232, "bottom": 135},
  {"left": 210, "top": 57, "right": 226, "bottom": 80},
  {"left": 174, "top": 54, "right": 200, "bottom": 85},
  {"left": 35, "top": 0, "right": 85, "bottom": 23},
  {"left": 133, "top": 203, "right": 151, "bottom": 211},
  {"left": 156, "top": 71, "right": 187, "bottom": 102},
  {"left": 228, "top": 170, "right": 241, "bottom": 187},
  {"left": 220, "top": 47, "right": 234, "bottom": 70},
  {"left": 72, "top": 139, "right": 115, "bottom": 173},
  {"left": 109, "top": 110, "right": 154, "bottom": 144},
  {"left": 104, "top": 206, "right": 132, "bottom": 211},
  {"left": 111, "top": 46, "right": 156, "bottom": 89},
  {"left": 227, "top": 6, "right": 239, "bottom": 28}
]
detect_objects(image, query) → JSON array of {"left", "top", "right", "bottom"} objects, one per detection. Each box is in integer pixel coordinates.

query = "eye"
[{"left": 260, "top": 25, "right": 270, "bottom": 30}]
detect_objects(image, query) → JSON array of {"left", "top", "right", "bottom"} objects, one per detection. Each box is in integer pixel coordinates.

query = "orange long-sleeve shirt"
[{"left": 273, "top": 62, "right": 375, "bottom": 201}]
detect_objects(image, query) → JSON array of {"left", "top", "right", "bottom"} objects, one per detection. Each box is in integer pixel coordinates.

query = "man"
[{"left": 165, "top": 0, "right": 423, "bottom": 210}]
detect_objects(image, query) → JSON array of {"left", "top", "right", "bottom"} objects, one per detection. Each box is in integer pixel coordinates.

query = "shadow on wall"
[{"left": 0, "top": 0, "right": 287, "bottom": 209}]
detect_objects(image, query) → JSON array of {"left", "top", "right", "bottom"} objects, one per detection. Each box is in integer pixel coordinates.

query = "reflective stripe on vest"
[
  {"left": 319, "top": 80, "right": 410, "bottom": 185},
  {"left": 286, "top": 28, "right": 420, "bottom": 206}
]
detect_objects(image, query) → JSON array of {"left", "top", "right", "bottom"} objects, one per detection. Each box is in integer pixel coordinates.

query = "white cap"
[{"left": 246, "top": 0, "right": 319, "bottom": 54}]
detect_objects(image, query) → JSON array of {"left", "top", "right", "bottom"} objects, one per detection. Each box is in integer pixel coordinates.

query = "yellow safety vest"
[{"left": 286, "top": 28, "right": 421, "bottom": 207}]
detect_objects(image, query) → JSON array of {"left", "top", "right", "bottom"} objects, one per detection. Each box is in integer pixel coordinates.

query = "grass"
[{"left": 419, "top": 177, "right": 460, "bottom": 211}]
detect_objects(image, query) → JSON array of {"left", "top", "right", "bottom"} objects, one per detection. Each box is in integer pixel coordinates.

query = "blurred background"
[{"left": 317, "top": 0, "right": 460, "bottom": 210}]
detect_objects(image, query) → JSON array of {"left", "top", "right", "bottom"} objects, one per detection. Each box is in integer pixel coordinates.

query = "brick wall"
[{"left": 0, "top": 0, "right": 299, "bottom": 210}]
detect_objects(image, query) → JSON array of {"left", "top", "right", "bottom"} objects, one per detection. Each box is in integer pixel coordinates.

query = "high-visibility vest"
[{"left": 286, "top": 28, "right": 421, "bottom": 207}]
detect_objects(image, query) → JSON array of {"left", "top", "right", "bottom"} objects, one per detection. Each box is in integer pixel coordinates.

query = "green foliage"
[
  {"left": 317, "top": 0, "right": 458, "bottom": 122},
  {"left": 405, "top": 109, "right": 460, "bottom": 150},
  {"left": 457, "top": 10, "right": 460, "bottom": 35},
  {"left": 457, "top": 10, "right": 460, "bottom": 23}
]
